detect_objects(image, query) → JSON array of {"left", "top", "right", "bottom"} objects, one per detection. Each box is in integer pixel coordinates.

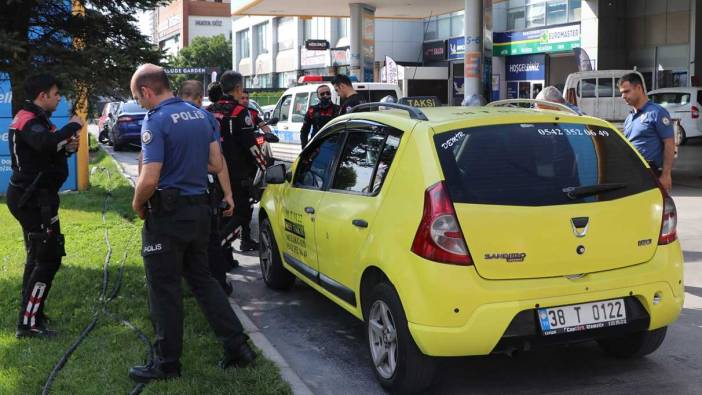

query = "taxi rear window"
[{"left": 434, "top": 123, "right": 657, "bottom": 206}]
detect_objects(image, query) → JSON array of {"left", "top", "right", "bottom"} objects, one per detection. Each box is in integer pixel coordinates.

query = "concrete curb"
[{"left": 229, "top": 300, "right": 314, "bottom": 395}]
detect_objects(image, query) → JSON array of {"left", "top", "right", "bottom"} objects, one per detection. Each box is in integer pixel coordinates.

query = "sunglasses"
[{"left": 319, "top": 92, "right": 331, "bottom": 97}]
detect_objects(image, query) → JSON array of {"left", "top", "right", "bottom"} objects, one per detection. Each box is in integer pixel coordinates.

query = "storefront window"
[
  {"left": 237, "top": 30, "right": 250, "bottom": 59},
  {"left": 568, "top": 0, "right": 581, "bottom": 22},
  {"left": 547, "top": 0, "right": 567, "bottom": 25},
  {"left": 451, "top": 11, "right": 464, "bottom": 37},
  {"left": 424, "top": 19, "right": 438, "bottom": 41},
  {"left": 254, "top": 22, "right": 269, "bottom": 55},
  {"left": 526, "top": 0, "right": 546, "bottom": 28},
  {"left": 338, "top": 18, "right": 349, "bottom": 40},
  {"left": 277, "top": 17, "right": 295, "bottom": 51}
]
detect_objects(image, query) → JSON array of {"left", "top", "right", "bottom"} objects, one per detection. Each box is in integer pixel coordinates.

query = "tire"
[
  {"left": 597, "top": 326, "right": 668, "bottom": 358},
  {"left": 259, "top": 217, "right": 295, "bottom": 290},
  {"left": 365, "top": 282, "right": 435, "bottom": 394},
  {"left": 113, "top": 140, "right": 124, "bottom": 151},
  {"left": 679, "top": 127, "right": 688, "bottom": 145}
]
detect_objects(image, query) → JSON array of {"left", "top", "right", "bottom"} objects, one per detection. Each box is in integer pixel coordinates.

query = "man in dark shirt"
[
  {"left": 300, "top": 84, "right": 339, "bottom": 147},
  {"left": 7, "top": 73, "right": 84, "bottom": 338},
  {"left": 332, "top": 74, "right": 366, "bottom": 115}
]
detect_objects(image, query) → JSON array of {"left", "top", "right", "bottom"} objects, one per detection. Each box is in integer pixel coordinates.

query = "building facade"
[
  {"left": 231, "top": 14, "right": 424, "bottom": 89},
  {"left": 154, "top": 0, "right": 232, "bottom": 57}
]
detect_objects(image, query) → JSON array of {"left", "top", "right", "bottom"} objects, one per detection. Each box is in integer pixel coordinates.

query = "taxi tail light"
[
  {"left": 658, "top": 187, "right": 677, "bottom": 245},
  {"left": 117, "top": 116, "right": 133, "bottom": 123},
  {"left": 411, "top": 182, "right": 472, "bottom": 266},
  {"left": 691, "top": 106, "right": 699, "bottom": 119}
]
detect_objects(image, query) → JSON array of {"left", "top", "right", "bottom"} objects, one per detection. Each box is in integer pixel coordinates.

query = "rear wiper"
[{"left": 562, "top": 183, "right": 627, "bottom": 200}]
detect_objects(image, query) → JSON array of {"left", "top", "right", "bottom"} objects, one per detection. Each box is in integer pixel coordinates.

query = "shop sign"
[
  {"left": 422, "top": 41, "right": 446, "bottom": 62},
  {"left": 506, "top": 54, "right": 546, "bottom": 81},
  {"left": 447, "top": 37, "right": 465, "bottom": 60},
  {"left": 494, "top": 24, "right": 580, "bottom": 56},
  {"left": 305, "top": 39, "right": 330, "bottom": 51},
  {"left": 331, "top": 47, "right": 350, "bottom": 66},
  {"left": 301, "top": 47, "right": 328, "bottom": 68},
  {"left": 164, "top": 67, "right": 207, "bottom": 74}
]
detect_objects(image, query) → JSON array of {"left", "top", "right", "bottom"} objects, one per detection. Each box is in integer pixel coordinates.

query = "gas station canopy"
[{"left": 232, "top": 0, "right": 466, "bottom": 19}]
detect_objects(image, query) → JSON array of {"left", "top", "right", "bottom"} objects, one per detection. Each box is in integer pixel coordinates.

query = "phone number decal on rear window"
[
  {"left": 537, "top": 128, "right": 610, "bottom": 137},
  {"left": 441, "top": 131, "right": 465, "bottom": 149}
]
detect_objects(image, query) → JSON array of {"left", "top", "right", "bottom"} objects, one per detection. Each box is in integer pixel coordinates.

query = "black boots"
[
  {"left": 16, "top": 321, "right": 58, "bottom": 339},
  {"left": 219, "top": 342, "right": 257, "bottom": 369},
  {"left": 128, "top": 363, "right": 181, "bottom": 383}
]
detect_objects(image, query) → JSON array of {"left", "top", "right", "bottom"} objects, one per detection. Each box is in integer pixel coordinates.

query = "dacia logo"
[{"left": 143, "top": 243, "right": 163, "bottom": 253}]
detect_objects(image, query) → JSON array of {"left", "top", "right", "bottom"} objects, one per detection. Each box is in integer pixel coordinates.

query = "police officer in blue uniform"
[
  {"left": 128, "top": 64, "right": 255, "bottom": 384},
  {"left": 619, "top": 72, "right": 675, "bottom": 191}
]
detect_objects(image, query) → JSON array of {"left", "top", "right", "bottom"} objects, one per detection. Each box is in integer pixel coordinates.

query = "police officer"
[
  {"left": 6, "top": 73, "right": 83, "bottom": 338},
  {"left": 207, "top": 71, "right": 264, "bottom": 252},
  {"left": 300, "top": 85, "right": 339, "bottom": 147},
  {"left": 128, "top": 64, "right": 255, "bottom": 383},
  {"left": 619, "top": 72, "right": 675, "bottom": 191},
  {"left": 178, "top": 80, "right": 237, "bottom": 293},
  {"left": 332, "top": 74, "right": 366, "bottom": 115}
]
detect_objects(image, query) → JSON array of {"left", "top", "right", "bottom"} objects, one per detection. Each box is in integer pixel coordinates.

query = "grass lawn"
[{"left": 0, "top": 144, "right": 291, "bottom": 394}]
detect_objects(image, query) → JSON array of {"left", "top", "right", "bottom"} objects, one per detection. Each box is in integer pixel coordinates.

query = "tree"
[
  {"left": 0, "top": 0, "right": 168, "bottom": 115},
  {"left": 167, "top": 34, "right": 232, "bottom": 89}
]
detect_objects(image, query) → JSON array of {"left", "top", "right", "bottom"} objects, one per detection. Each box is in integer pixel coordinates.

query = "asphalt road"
[{"left": 101, "top": 131, "right": 702, "bottom": 394}]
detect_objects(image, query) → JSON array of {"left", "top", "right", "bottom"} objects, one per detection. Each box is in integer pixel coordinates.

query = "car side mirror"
[
  {"left": 264, "top": 112, "right": 270, "bottom": 121},
  {"left": 267, "top": 117, "right": 279, "bottom": 126},
  {"left": 265, "top": 164, "right": 286, "bottom": 184}
]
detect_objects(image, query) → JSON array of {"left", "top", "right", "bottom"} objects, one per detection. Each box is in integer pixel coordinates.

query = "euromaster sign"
[{"left": 493, "top": 24, "right": 580, "bottom": 56}]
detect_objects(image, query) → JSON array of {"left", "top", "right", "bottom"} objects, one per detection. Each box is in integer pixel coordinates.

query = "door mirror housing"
[{"left": 265, "top": 164, "right": 287, "bottom": 184}]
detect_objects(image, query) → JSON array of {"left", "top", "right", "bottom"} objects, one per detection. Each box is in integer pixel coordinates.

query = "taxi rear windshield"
[{"left": 434, "top": 123, "right": 657, "bottom": 206}]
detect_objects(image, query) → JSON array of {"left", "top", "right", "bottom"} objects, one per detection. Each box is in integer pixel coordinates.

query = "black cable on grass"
[{"left": 42, "top": 167, "right": 154, "bottom": 395}]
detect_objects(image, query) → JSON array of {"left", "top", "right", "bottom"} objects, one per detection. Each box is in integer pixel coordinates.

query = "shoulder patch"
[
  {"left": 142, "top": 130, "right": 153, "bottom": 145},
  {"left": 244, "top": 114, "right": 253, "bottom": 126},
  {"left": 661, "top": 116, "right": 670, "bottom": 126}
]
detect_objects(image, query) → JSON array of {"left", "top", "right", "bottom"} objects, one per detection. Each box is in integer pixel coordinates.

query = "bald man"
[{"left": 128, "top": 64, "right": 255, "bottom": 384}]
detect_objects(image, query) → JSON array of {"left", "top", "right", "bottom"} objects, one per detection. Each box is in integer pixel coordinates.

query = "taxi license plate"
[{"left": 538, "top": 298, "right": 627, "bottom": 335}]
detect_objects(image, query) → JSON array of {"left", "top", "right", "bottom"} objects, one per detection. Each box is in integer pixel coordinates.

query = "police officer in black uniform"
[
  {"left": 332, "top": 74, "right": 366, "bottom": 115},
  {"left": 6, "top": 73, "right": 84, "bottom": 338},
  {"left": 207, "top": 71, "right": 264, "bottom": 252},
  {"left": 128, "top": 64, "right": 255, "bottom": 383},
  {"left": 178, "top": 80, "right": 236, "bottom": 294},
  {"left": 300, "top": 84, "right": 340, "bottom": 147}
]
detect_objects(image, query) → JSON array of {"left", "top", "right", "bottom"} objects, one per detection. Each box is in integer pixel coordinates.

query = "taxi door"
[
  {"left": 315, "top": 122, "right": 402, "bottom": 307},
  {"left": 278, "top": 125, "right": 346, "bottom": 281}
]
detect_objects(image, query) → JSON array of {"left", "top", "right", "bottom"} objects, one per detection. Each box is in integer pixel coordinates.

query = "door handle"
[
  {"left": 304, "top": 207, "right": 315, "bottom": 214},
  {"left": 352, "top": 219, "right": 368, "bottom": 228},
  {"left": 282, "top": 125, "right": 289, "bottom": 130}
]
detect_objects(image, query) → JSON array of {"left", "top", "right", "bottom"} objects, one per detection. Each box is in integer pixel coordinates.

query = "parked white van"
[
  {"left": 648, "top": 87, "right": 702, "bottom": 144},
  {"left": 268, "top": 76, "right": 402, "bottom": 161},
  {"left": 563, "top": 70, "right": 647, "bottom": 125}
]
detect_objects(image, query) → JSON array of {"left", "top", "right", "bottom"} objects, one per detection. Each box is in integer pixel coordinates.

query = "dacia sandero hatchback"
[{"left": 258, "top": 102, "right": 683, "bottom": 394}]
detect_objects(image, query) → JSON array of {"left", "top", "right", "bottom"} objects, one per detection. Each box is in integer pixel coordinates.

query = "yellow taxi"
[{"left": 258, "top": 100, "right": 683, "bottom": 393}]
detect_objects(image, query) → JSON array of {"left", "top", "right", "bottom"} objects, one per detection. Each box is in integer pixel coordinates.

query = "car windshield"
[
  {"left": 650, "top": 92, "right": 690, "bottom": 106},
  {"left": 121, "top": 102, "right": 147, "bottom": 113},
  {"left": 433, "top": 123, "right": 657, "bottom": 206}
]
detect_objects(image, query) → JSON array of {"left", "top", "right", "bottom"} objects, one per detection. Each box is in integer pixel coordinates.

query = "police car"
[
  {"left": 257, "top": 100, "right": 683, "bottom": 393},
  {"left": 267, "top": 75, "right": 402, "bottom": 161}
]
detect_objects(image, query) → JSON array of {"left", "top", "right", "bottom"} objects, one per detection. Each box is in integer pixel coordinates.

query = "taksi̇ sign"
[{"left": 494, "top": 24, "right": 580, "bottom": 56}]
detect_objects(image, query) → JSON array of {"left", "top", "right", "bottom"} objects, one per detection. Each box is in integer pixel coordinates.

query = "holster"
[{"left": 148, "top": 189, "right": 180, "bottom": 215}]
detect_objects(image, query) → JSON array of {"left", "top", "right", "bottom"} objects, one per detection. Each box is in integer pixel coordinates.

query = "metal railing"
[{"left": 486, "top": 99, "right": 581, "bottom": 116}]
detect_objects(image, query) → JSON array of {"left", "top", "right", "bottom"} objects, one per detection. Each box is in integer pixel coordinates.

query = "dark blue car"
[{"left": 109, "top": 101, "right": 147, "bottom": 151}]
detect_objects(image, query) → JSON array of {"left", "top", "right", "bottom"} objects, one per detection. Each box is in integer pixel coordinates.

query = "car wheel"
[
  {"left": 113, "top": 140, "right": 124, "bottom": 151},
  {"left": 259, "top": 217, "right": 295, "bottom": 290},
  {"left": 678, "top": 126, "right": 688, "bottom": 145},
  {"left": 365, "top": 282, "right": 435, "bottom": 394},
  {"left": 597, "top": 326, "right": 667, "bottom": 358}
]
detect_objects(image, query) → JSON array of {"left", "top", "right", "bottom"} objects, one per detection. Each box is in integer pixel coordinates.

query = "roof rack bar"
[
  {"left": 349, "top": 102, "right": 429, "bottom": 121},
  {"left": 486, "top": 99, "right": 581, "bottom": 116}
]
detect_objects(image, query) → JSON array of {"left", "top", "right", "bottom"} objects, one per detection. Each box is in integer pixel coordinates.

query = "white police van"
[{"left": 268, "top": 76, "right": 402, "bottom": 162}]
